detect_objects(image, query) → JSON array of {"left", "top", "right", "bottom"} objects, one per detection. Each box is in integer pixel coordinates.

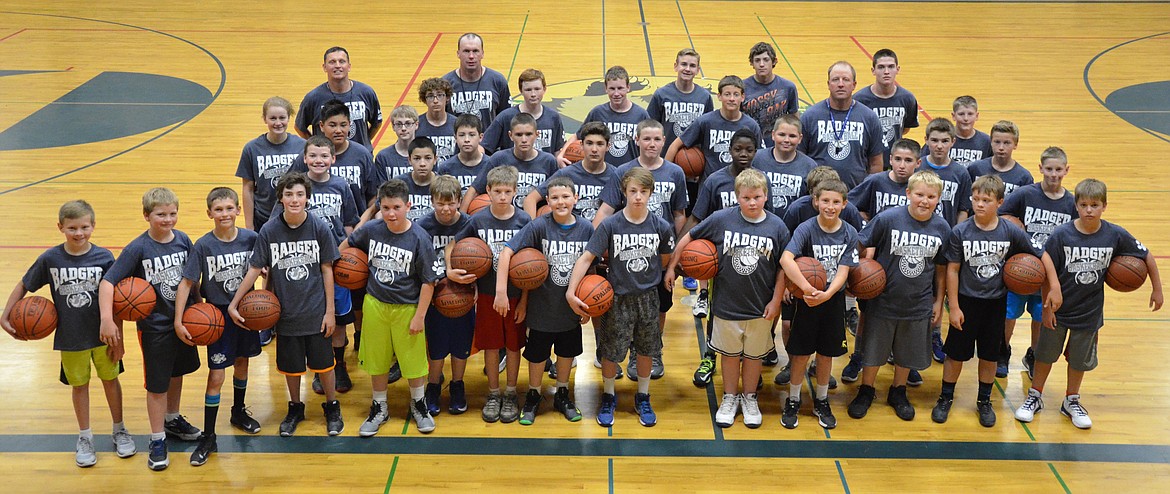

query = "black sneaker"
[
  {"left": 322, "top": 400, "right": 344, "bottom": 436},
  {"left": 813, "top": 397, "right": 836, "bottom": 429},
  {"left": 334, "top": 362, "right": 353, "bottom": 393},
  {"left": 230, "top": 405, "right": 261, "bottom": 434},
  {"left": 907, "top": 369, "right": 924, "bottom": 387},
  {"left": 845, "top": 308, "right": 859, "bottom": 337},
  {"left": 773, "top": 364, "right": 791, "bottom": 385},
  {"left": 977, "top": 400, "right": 996, "bottom": 427},
  {"left": 448, "top": 380, "right": 468, "bottom": 415},
  {"left": 353, "top": 329, "right": 361, "bottom": 353},
  {"left": 189, "top": 433, "right": 216, "bottom": 466},
  {"left": 312, "top": 373, "right": 325, "bottom": 395},
  {"left": 163, "top": 415, "right": 201, "bottom": 441},
  {"left": 147, "top": 438, "right": 168, "bottom": 471},
  {"left": 762, "top": 349, "right": 780, "bottom": 366},
  {"left": 807, "top": 361, "right": 838, "bottom": 389},
  {"left": 693, "top": 355, "right": 716, "bottom": 387},
  {"left": 932, "top": 396, "right": 953, "bottom": 424},
  {"left": 848, "top": 385, "right": 876, "bottom": 419},
  {"left": 626, "top": 353, "right": 638, "bottom": 381},
  {"left": 1023, "top": 347, "right": 1036, "bottom": 380},
  {"left": 887, "top": 385, "right": 915, "bottom": 421},
  {"left": 547, "top": 358, "right": 558, "bottom": 380},
  {"left": 387, "top": 362, "right": 402, "bottom": 384},
  {"left": 425, "top": 382, "right": 442, "bottom": 416},
  {"left": 553, "top": 387, "right": 582, "bottom": 422},
  {"left": 997, "top": 345, "right": 1012, "bottom": 378},
  {"left": 519, "top": 389, "right": 542, "bottom": 426},
  {"left": 279, "top": 401, "right": 306, "bottom": 437},
  {"left": 780, "top": 397, "right": 800, "bottom": 429}
]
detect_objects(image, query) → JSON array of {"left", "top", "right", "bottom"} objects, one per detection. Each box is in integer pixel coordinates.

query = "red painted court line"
[
  {"left": 371, "top": 32, "right": 443, "bottom": 149},
  {"left": 0, "top": 245, "right": 125, "bottom": 250},
  {"left": 849, "top": 36, "right": 932, "bottom": 121},
  {"left": 0, "top": 28, "right": 26, "bottom": 42}
]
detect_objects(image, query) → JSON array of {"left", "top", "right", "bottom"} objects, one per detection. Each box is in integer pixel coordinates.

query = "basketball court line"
[
  {"left": 636, "top": 0, "right": 656, "bottom": 76},
  {"left": 0, "top": 28, "right": 24, "bottom": 42},
  {"left": 673, "top": 0, "right": 704, "bottom": 79},
  {"left": 504, "top": 12, "right": 529, "bottom": 81},
  {"left": 1082, "top": 30, "right": 1170, "bottom": 146},
  {"left": 370, "top": 32, "right": 443, "bottom": 149}
]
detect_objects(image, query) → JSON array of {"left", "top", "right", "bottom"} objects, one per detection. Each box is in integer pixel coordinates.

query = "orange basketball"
[
  {"left": 182, "top": 302, "right": 224, "bottom": 346},
  {"left": 846, "top": 258, "right": 886, "bottom": 300},
  {"left": 9, "top": 296, "right": 57, "bottom": 341},
  {"left": 563, "top": 140, "right": 584, "bottom": 163},
  {"left": 575, "top": 274, "right": 613, "bottom": 317},
  {"left": 1003, "top": 215, "right": 1025, "bottom": 231},
  {"left": 675, "top": 146, "right": 706, "bottom": 178},
  {"left": 334, "top": 247, "right": 369, "bottom": 290},
  {"left": 468, "top": 194, "right": 491, "bottom": 216},
  {"left": 450, "top": 237, "right": 493, "bottom": 279},
  {"left": 787, "top": 257, "right": 828, "bottom": 297},
  {"left": 433, "top": 278, "right": 476, "bottom": 318},
  {"left": 679, "top": 239, "right": 718, "bottom": 281},
  {"left": 1004, "top": 253, "right": 1045, "bottom": 295},
  {"left": 509, "top": 248, "right": 549, "bottom": 290},
  {"left": 536, "top": 204, "right": 552, "bottom": 217},
  {"left": 112, "top": 277, "right": 156, "bottom": 322},
  {"left": 1106, "top": 255, "right": 1148, "bottom": 292},
  {"left": 238, "top": 289, "right": 281, "bottom": 331}
]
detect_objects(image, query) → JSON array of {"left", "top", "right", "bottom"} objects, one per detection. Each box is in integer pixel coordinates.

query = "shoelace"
[{"left": 1066, "top": 400, "right": 1087, "bottom": 416}]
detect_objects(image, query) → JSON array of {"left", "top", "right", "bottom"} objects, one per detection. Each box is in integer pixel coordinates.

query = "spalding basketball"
[
  {"left": 563, "top": 140, "right": 584, "bottom": 163},
  {"left": 787, "top": 257, "right": 828, "bottom": 297},
  {"left": 9, "top": 296, "right": 57, "bottom": 341},
  {"left": 576, "top": 274, "right": 613, "bottom": 317},
  {"left": 238, "top": 289, "right": 281, "bottom": 331},
  {"left": 679, "top": 239, "right": 718, "bottom": 281},
  {"left": 846, "top": 258, "right": 886, "bottom": 300},
  {"left": 509, "top": 248, "right": 549, "bottom": 290},
  {"left": 112, "top": 277, "right": 156, "bottom": 322},
  {"left": 536, "top": 204, "right": 552, "bottom": 217},
  {"left": 450, "top": 237, "right": 493, "bottom": 279},
  {"left": 467, "top": 194, "right": 491, "bottom": 216},
  {"left": 182, "top": 302, "right": 224, "bottom": 346},
  {"left": 433, "top": 278, "right": 476, "bottom": 318},
  {"left": 1106, "top": 255, "right": 1148, "bottom": 292},
  {"left": 1004, "top": 253, "right": 1045, "bottom": 295},
  {"left": 334, "top": 247, "right": 369, "bottom": 290},
  {"left": 675, "top": 146, "right": 705, "bottom": 178}
]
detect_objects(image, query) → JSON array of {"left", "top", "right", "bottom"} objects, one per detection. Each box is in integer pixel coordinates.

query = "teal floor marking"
[{"left": 505, "top": 12, "right": 529, "bottom": 82}]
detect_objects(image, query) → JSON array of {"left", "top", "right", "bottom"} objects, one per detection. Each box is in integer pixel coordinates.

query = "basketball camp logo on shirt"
[
  {"left": 874, "top": 107, "right": 906, "bottom": 148},
  {"left": 817, "top": 121, "right": 866, "bottom": 161},
  {"left": 1064, "top": 246, "right": 1112, "bottom": 285},
  {"left": 576, "top": 184, "right": 605, "bottom": 220},
  {"left": 1024, "top": 207, "right": 1073, "bottom": 250},
  {"left": 206, "top": 251, "right": 251, "bottom": 295},
  {"left": 613, "top": 233, "right": 663, "bottom": 274},
  {"left": 723, "top": 231, "right": 774, "bottom": 276},
  {"left": 407, "top": 194, "right": 432, "bottom": 221},
  {"left": 813, "top": 244, "right": 853, "bottom": 281},
  {"left": 341, "top": 101, "right": 370, "bottom": 141},
  {"left": 307, "top": 193, "right": 344, "bottom": 232},
  {"left": 271, "top": 241, "right": 320, "bottom": 282},
  {"left": 664, "top": 102, "right": 706, "bottom": 138},
  {"left": 543, "top": 239, "right": 588, "bottom": 286},
  {"left": 369, "top": 241, "right": 413, "bottom": 286},
  {"left": 429, "top": 235, "right": 454, "bottom": 278},
  {"left": 890, "top": 229, "right": 942, "bottom": 278},
  {"left": 647, "top": 181, "right": 678, "bottom": 217},
  {"left": 142, "top": 252, "right": 187, "bottom": 301},
  {"left": 709, "top": 129, "right": 735, "bottom": 165},
  {"left": 257, "top": 154, "right": 297, "bottom": 189},
  {"left": 478, "top": 228, "right": 516, "bottom": 271},
  {"left": 962, "top": 240, "right": 1010, "bottom": 280},
  {"left": 451, "top": 90, "right": 495, "bottom": 116},
  {"left": 767, "top": 173, "right": 802, "bottom": 211},
  {"left": 50, "top": 266, "right": 103, "bottom": 309}
]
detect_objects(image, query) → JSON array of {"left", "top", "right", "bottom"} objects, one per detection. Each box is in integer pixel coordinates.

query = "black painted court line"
[{"left": 636, "top": 0, "right": 656, "bottom": 76}]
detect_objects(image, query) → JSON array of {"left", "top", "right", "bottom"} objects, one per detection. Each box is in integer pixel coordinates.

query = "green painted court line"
[
  {"left": 384, "top": 455, "right": 400, "bottom": 494},
  {"left": 994, "top": 379, "right": 1036, "bottom": 441},
  {"left": 756, "top": 15, "right": 813, "bottom": 107},
  {"left": 505, "top": 12, "right": 529, "bottom": 82},
  {"left": 674, "top": 0, "right": 703, "bottom": 79},
  {"left": 1048, "top": 462, "right": 1072, "bottom": 493}
]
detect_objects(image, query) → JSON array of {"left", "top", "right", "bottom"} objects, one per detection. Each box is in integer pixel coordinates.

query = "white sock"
[
  {"left": 816, "top": 384, "right": 829, "bottom": 400},
  {"left": 603, "top": 378, "right": 615, "bottom": 395},
  {"left": 164, "top": 412, "right": 180, "bottom": 422},
  {"left": 488, "top": 388, "right": 500, "bottom": 396},
  {"left": 372, "top": 390, "right": 387, "bottom": 403},
  {"left": 150, "top": 432, "right": 165, "bottom": 441},
  {"left": 79, "top": 428, "right": 93, "bottom": 440},
  {"left": 637, "top": 378, "right": 650, "bottom": 395},
  {"left": 112, "top": 422, "right": 127, "bottom": 433},
  {"left": 409, "top": 385, "right": 425, "bottom": 401},
  {"left": 505, "top": 385, "right": 517, "bottom": 395},
  {"left": 556, "top": 381, "right": 568, "bottom": 389},
  {"left": 789, "top": 383, "right": 802, "bottom": 400}
]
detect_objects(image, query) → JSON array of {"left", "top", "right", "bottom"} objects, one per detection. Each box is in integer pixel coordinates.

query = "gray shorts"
[
  {"left": 597, "top": 291, "right": 662, "bottom": 363},
  {"left": 1034, "top": 323, "right": 1099, "bottom": 372},
  {"left": 860, "top": 316, "right": 932, "bottom": 371}
]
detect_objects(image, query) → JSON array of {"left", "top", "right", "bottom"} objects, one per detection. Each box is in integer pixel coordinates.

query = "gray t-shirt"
[
  {"left": 456, "top": 208, "right": 532, "bottom": 298},
  {"left": 103, "top": 230, "right": 193, "bottom": 333},
  {"left": 1045, "top": 221, "right": 1148, "bottom": 330},
  {"left": 23, "top": 244, "right": 114, "bottom": 351},
  {"left": 919, "top": 161, "right": 972, "bottom": 227},
  {"left": 751, "top": 149, "right": 817, "bottom": 217},
  {"left": 346, "top": 220, "right": 438, "bottom": 304},
  {"left": 250, "top": 214, "right": 340, "bottom": 336},
  {"left": 782, "top": 195, "right": 865, "bottom": 235},
  {"left": 182, "top": 229, "right": 258, "bottom": 307},
  {"left": 690, "top": 167, "right": 773, "bottom": 222},
  {"left": 798, "top": 100, "right": 884, "bottom": 189},
  {"left": 470, "top": 150, "right": 560, "bottom": 208},
  {"left": 945, "top": 219, "right": 1038, "bottom": 299},
  {"left": 483, "top": 105, "right": 566, "bottom": 155},
  {"left": 927, "top": 130, "right": 992, "bottom": 165},
  {"left": 417, "top": 114, "right": 458, "bottom": 163},
  {"left": 848, "top": 172, "right": 909, "bottom": 219},
  {"left": 375, "top": 146, "right": 413, "bottom": 184},
  {"left": 742, "top": 74, "right": 799, "bottom": 139},
  {"left": 507, "top": 215, "right": 594, "bottom": 332},
  {"left": 691, "top": 208, "right": 790, "bottom": 320},
  {"left": 647, "top": 82, "right": 714, "bottom": 147},
  {"left": 235, "top": 133, "right": 305, "bottom": 228},
  {"left": 585, "top": 212, "right": 674, "bottom": 295},
  {"left": 678, "top": 110, "right": 763, "bottom": 179},
  {"left": 291, "top": 141, "right": 381, "bottom": 207},
  {"left": 272, "top": 174, "right": 359, "bottom": 246},
  {"left": 853, "top": 86, "right": 919, "bottom": 166},
  {"left": 535, "top": 162, "right": 621, "bottom": 222},
  {"left": 786, "top": 217, "right": 860, "bottom": 286},
  {"left": 858, "top": 207, "right": 950, "bottom": 321},
  {"left": 965, "top": 159, "right": 1034, "bottom": 197},
  {"left": 436, "top": 155, "right": 486, "bottom": 193},
  {"left": 998, "top": 183, "right": 1077, "bottom": 251},
  {"left": 393, "top": 173, "right": 435, "bottom": 221},
  {"left": 417, "top": 213, "right": 471, "bottom": 280},
  {"left": 296, "top": 81, "right": 382, "bottom": 150},
  {"left": 443, "top": 68, "right": 511, "bottom": 124},
  {"left": 600, "top": 160, "right": 688, "bottom": 226},
  {"left": 576, "top": 103, "right": 651, "bottom": 165}
]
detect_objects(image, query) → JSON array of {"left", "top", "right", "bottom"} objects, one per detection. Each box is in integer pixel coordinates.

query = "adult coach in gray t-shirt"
[
  {"left": 443, "top": 33, "right": 511, "bottom": 126},
  {"left": 798, "top": 61, "right": 883, "bottom": 190},
  {"left": 296, "top": 47, "right": 382, "bottom": 151}
]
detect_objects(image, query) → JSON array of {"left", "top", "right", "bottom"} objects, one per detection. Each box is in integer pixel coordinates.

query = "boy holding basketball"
[
  {"left": 666, "top": 75, "right": 762, "bottom": 180},
  {"left": 173, "top": 187, "right": 262, "bottom": 465},
  {"left": 99, "top": 187, "right": 200, "bottom": 471},
  {"left": 524, "top": 122, "right": 618, "bottom": 222},
  {"left": 342, "top": 179, "right": 440, "bottom": 435},
  {"left": 568, "top": 167, "right": 676, "bottom": 427},
  {"left": 2, "top": 200, "right": 136, "bottom": 468},
  {"left": 1014, "top": 179, "right": 1163, "bottom": 429},
  {"left": 438, "top": 114, "right": 487, "bottom": 193}
]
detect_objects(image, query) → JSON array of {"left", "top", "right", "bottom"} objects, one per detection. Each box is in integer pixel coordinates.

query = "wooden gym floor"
[{"left": 1, "top": 1, "right": 1169, "bottom": 492}]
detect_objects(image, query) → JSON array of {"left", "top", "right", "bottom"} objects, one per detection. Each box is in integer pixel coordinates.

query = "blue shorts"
[
  {"left": 1006, "top": 292, "right": 1042, "bottom": 321},
  {"left": 424, "top": 305, "right": 475, "bottom": 360},
  {"left": 335, "top": 286, "right": 353, "bottom": 316},
  {"left": 207, "top": 305, "right": 262, "bottom": 370}
]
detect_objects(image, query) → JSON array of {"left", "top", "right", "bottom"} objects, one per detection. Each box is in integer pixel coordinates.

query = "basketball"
[
  {"left": 847, "top": 258, "right": 886, "bottom": 300},
  {"left": 238, "top": 289, "right": 281, "bottom": 331},
  {"left": 112, "top": 277, "right": 156, "bottom": 322},
  {"left": 1003, "top": 215, "right": 1025, "bottom": 231},
  {"left": 182, "top": 302, "right": 224, "bottom": 346},
  {"left": 1004, "top": 253, "right": 1046, "bottom": 295},
  {"left": 334, "top": 247, "right": 369, "bottom": 290},
  {"left": 563, "top": 140, "right": 584, "bottom": 162},
  {"left": 1106, "top": 255, "right": 1148, "bottom": 292},
  {"left": 787, "top": 257, "right": 828, "bottom": 297},
  {"left": 467, "top": 194, "right": 491, "bottom": 216},
  {"left": 450, "top": 237, "right": 493, "bottom": 279},
  {"left": 9, "top": 296, "right": 56, "bottom": 341},
  {"left": 509, "top": 248, "right": 549, "bottom": 290},
  {"left": 576, "top": 274, "right": 614, "bottom": 317},
  {"left": 675, "top": 146, "right": 706, "bottom": 178},
  {"left": 536, "top": 204, "right": 552, "bottom": 216},
  {"left": 433, "top": 278, "right": 476, "bottom": 318},
  {"left": 679, "top": 239, "right": 718, "bottom": 280}
]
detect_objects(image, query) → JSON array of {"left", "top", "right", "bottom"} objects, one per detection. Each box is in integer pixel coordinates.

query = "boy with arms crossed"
[{"left": 561, "top": 66, "right": 651, "bottom": 166}]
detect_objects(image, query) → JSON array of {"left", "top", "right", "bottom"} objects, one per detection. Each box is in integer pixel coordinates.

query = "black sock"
[
  {"left": 232, "top": 378, "right": 247, "bottom": 409},
  {"left": 977, "top": 381, "right": 993, "bottom": 402},
  {"left": 204, "top": 395, "right": 219, "bottom": 435},
  {"left": 333, "top": 346, "right": 346, "bottom": 366},
  {"left": 940, "top": 381, "right": 956, "bottom": 400}
]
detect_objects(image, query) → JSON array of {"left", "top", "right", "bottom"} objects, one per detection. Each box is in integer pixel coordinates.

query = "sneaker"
[
  {"left": 807, "top": 361, "right": 838, "bottom": 389},
  {"left": 387, "top": 362, "right": 403, "bottom": 384},
  {"left": 682, "top": 277, "right": 699, "bottom": 291},
  {"left": 762, "top": 349, "right": 780, "bottom": 366},
  {"left": 279, "top": 401, "right": 306, "bottom": 436},
  {"left": 500, "top": 391, "right": 521, "bottom": 423},
  {"left": 841, "top": 352, "right": 863, "bottom": 383},
  {"left": 907, "top": 369, "right": 924, "bottom": 387},
  {"left": 692, "top": 289, "right": 709, "bottom": 318},
  {"left": 76, "top": 436, "right": 97, "bottom": 468},
  {"left": 741, "top": 393, "right": 763, "bottom": 429},
  {"left": 1015, "top": 388, "right": 1044, "bottom": 423},
  {"left": 845, "top": 308, "right": 859, "bottom": 337},
  {"left": 634, "top": 393, "right": 656, "bottom": 427},
  {"left": 931, "top": 330, "right": 945, "bottom": 363},
  {"left": 411, "top": 399, "right": 436, "bottom": 433},
  {"left": 650, "top": 356, "right": 664, "bottom": 379},
  {"left": 230, "top": 406, "right": 261, "bottom": 434},
  {"left": 995, "top": 357, "right": 1009, "bottom": 379},
  {"left": 714, "top": 393, "right": 739, "bottom": 428},
  {"left": 359, "top": 401, "right": 389, "bottom": 437},
  {"left": 425, "top": 383, "right": 442, "bottom": 416},
  {"left": 498, "top": 350, "right": 508, "bottom": 374},
  {"left": 259, "top": 329, "right": 273, "bottom": 346},
  {"left": 595, "top": 356, "right": 624, "bottom": 379},
  {"left": 147, "top": 438, "right": 168, "bottom": 471},
  {"left": 1023, "top": 347, "right": 1036, "bottom": 380},
  {"left": 887, "top": 385, "right": 915, "bottom": 421},
  {"left": 519, "top": 389, "right": 542, "bottom": 426},
  {"left": 932, "top": 396, "right": 953, "bottom": 424},
  {"left": 112, "top": 429, "right": 136, "bottom": 458},
  {"left": 813, "top": 397, "right": 837, "bottom": 429},
  {"left": 780, "top": 397, "right": 800, "bottom": 429},
  {"left": 977, "top": 399, "right": 996, "bottom": 427},
  {"left": 848, "top": 385, "right": 876, "bottom": 419},
  {"left": 1061, "top": 395, "right": 1092, "bottom": 429},
  {"left": 482, "top": 392, "right": 503, "bottom": 423},
  {"left": 693, "top": 355, "right": 716, "bottom": 387},
  {"left": 189, "top": 433, "right": 216, "bottom": 466},
  {"left": 597, "top": 393, "right": 617, "bottom": 427},
  {"left": 449, "top": 380, "right": 468, "bottom": 415},
  {"left": 163, "top": 415, "right": 201, "bottom": 441},
  {"left": 547, "top": 359, "right": 558, "bottom": 380},
  {"left": 323, "top": 400, "right": 344, "bottom": 436},
  {"left": 626, "top": 354, "right": 638, "bottom": 381},
  {"left": 334, "top": 363, "right": 353, "bottom": 394},
  {"left": 773, "top": 364, "right": 791, "bottom": 385},
  {"left": 312, "top": 373, "right": 324, "bottom": 395},
  {"left": 553, "top": 387, "right": 582, "bottom": 422}
]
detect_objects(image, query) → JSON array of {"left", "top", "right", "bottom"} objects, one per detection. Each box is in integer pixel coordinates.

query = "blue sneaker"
[
  {"left": 907, "top": 369, "right": 924, "bottom": 387},
  {"left": 931, "top": 329, "right": 945, "bottom": 363},
  {"left": 259, "top": 329, "right": 273, "bottom": 347},
  {"left": 634, "top": 393, "right": 657, "bottom": 427},
  {"left": 682, "top": 277, "right": 698, "bottom": 291},
  {"left": 597, "top": 393, "right": 616, "bottom": 427},
  {"left": 841, "top": 352, "right": 863, "bottom": 383},
  {"left": 147, "top": 438, "right": 169, "bottom": 471}
]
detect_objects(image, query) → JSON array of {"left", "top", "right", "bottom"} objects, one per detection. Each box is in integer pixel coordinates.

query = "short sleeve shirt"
[
  {"left": 182, "top": 229, "right": 258, "bottom": 306},
  {"left": 690, "top": 209, "right": 790, "bottom": 320},
  {"left": 585, "top": 212, "right": 674, "bottom": 295},
  {"left": 919, "top": 161, "right": 973, "bottom": 227},
  {"left": 436, "top": 155, "right": 485, "bottom": 193},
  {"left": 848, "top": 172, "right": 909, "bottom": 219},
  {"left": 456, "top": 208, "right": 531, "bottom": 298},
  {"left": 103, "top": 230, "right": 193, "bottom": 333},
  {"left": 375, "top": 146, "right": 413, "bottom": 183},
  {"left": 786, "top": 217, "right": 860, "bottom": 285},
  {"left": 417, "top": 114, "right": 458, "bottom": 163},
  {"left": 576, "top": 103, "right": 650, "bottom": 165},
  {"left": 296, "top": 81, "right": 382, "bottom": 150},
  {"left": 798, "top": 100, "right": 884, "bottom": 189},
  {"left": 272, "top": 175, "right": 359, "bottom": 245},
  {"left": 853, "top": 86, "right": 919, "bottom": 166},
  {"left": 858, "top": 207, "right": 950, "bottom": 321},
  {"left": 417, "top": 213, "right": 471, "bottom": 280},
  {"left": 470, "top": 150, "right": 560, "bottom": 208},
  {"left": 647, "top": 82, "right": 715, "bottom": 147},
  {"left": 998, "top": 183, "right": 1077, "bottom": 251},
  {"left": 506, "top": 215, "right": 594, "bottom": 332},
  {"left": 249, "top": 214, "right": 340, "bottom": 336},
  {"left": 291, "top": 141, "right": 381, "bottom": 207},
  {"left": 944, "top": 219, "right": 1038, "bottom": 299},
  {"left": 1045, "top": 221, "right": 1148, "bottom": 330},
  {"left": 781, "top": 196, "right": 865, "bottom": 236},
  {"left": 678, "top": 110, "right": 763, "bottom": 179},
  {"left": 443, "top": 68, "right": 511, "bottom": 124},
  {"left": 751, "top": 149, "right": 817, "bottom": 217},
  {"left": 535, "top": 162, "right": 621, "bottom": 222},
  {"left": 965, "top": 159, "right": 1034, "bottom": 197},
  {"left": 22, "top": 245, "right": 114, "bottom": 351},
  {"left": 483, "top": 105, "right": 566, "bottom": 155},
  {"left": 600, "top": 161, "right": 688, "bottom": 226},
  {"left": 742, "top": 75, "right": 799, "bottom": 139},
  {"left": 346, "top": 221, "right": 438, "bottom": 304},
  {"left": 235, "top": 133, "right": 305, "bottom": 227},
  {"left": 393, "top": 173, "right": 435, "bottom": 221}
]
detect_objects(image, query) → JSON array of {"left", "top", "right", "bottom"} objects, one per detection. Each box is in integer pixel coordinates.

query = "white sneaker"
[
  {"left": 411, "top": 399, "right": 436, "bottom": 433},
  {"left": 1015, "top": 388, "right": 1044, "bottom": 423},
  {"left": 113, "top": 429, "right": 136, "bottom": 458},
  {"left": 76, "top": 436, "right": 97, "bottom": 468},
  {"left": 1061, "top": 394, "right": 1092, "bottom": 429},
  {"left": 714, "top": 393, "right": 739, "bottom": 428},
  {"left": 359, "top": 401, "right": 389, "bottom": 437},
  {"left": 740, "top": 393, "right": 762, "bottom": 429},
  {"left": 692, "top": 291, "right": 710, "bottom": 318}
]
